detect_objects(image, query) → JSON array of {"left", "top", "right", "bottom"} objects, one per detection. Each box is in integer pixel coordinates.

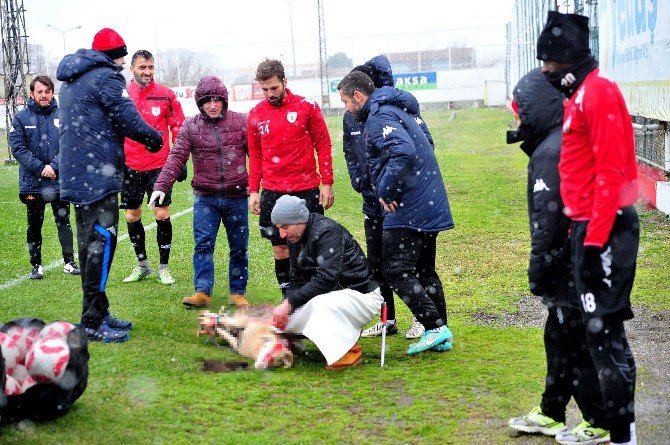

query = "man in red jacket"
[
  {"left": 247, "top": 59, "right": 334, "bottom": 291},
  {"left": 538, "top": 12, "right": 638, "bottom": 445},
  {"left": 120, "top": 50, "right": 185, "bottom": 286}
]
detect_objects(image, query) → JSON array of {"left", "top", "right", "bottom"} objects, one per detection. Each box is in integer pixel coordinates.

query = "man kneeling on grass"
[{"left": 271, "top": 195, "right": 383, "bottom": 370}]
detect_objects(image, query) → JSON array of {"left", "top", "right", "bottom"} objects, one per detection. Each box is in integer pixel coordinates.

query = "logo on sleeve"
[
  {"left": 415, "top": 116, "right": 424, "bottom": 126},
  {"left": 533, "top": 179, "right": 550, "bottom": 192},
  {"left": 382, "top": 125, "right": 397, "bottom": 138},
  {"left": 286, "top": 112, "right": 297, "bottom": 123}
]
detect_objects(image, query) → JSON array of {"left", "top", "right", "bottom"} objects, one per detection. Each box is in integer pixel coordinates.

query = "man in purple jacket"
[{"left": 150, "top": 76, "right": 249, "bottom": 308}]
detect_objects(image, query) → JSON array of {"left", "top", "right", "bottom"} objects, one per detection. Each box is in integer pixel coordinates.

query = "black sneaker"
[
  {"left": 104, "top": 312, "right": 133, "bottom": 331},
  {"left": 63, "top": 261, "right": 81, "bottom": 275},
  {"left": 82, "top": 321, "right": 130, "bottom": 343},
  {"left": 29, "top": 265, "right": 44, "bottom": 280}
]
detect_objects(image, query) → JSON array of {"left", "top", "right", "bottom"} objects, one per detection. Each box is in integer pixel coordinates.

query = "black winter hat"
[{"left": 537, "top": 11, "right": 590, "bottom": 63}]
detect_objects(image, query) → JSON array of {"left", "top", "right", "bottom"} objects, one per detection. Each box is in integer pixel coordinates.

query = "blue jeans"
[{"left": 193, "top": 195, "right": 248, "bottom": 295}]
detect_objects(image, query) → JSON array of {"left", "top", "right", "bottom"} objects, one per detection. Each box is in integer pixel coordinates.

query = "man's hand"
[
  {"left": 379, "top": 198, "right": 398, "bottom": 213},
  {"left": 272, "top": 299, "right": 292, "bottom": 330},
  {"left": 320, "top": 185, "right": 334, "bottom": 210},
  {"left": 581, "top": 245, "right": 606, "bottom": 287},
  {"left": 249, "top": 192, "right": 261, "bottom": 215},
  {"left": 148, "top": 190, "right": 166, "bottom": 210},
  {"left": 41, "top": 165, "right": 56, "bottom": 179}
]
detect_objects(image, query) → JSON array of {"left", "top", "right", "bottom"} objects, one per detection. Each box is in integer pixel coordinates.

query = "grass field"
[{"left": 0, "top": 108, "right": 668, "bottom": 444}]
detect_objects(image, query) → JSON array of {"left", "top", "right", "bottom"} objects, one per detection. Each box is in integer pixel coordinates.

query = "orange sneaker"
[
  {"left": 229, "top": 293, "right": 249, "bottom": 307},
  {"left": 182, "top": 292, "right": 211, "bottom": 308},
  {"left": 325, "top": 343, "right": 363, "bottom": 370}
]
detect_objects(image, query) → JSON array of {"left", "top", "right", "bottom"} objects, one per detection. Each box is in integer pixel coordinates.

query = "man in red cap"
[
  {"left": 538, "top": 11, "right": 638, "bottom": 445},
  {"left": 56, "top": 28, "right": 163, "bottom": 343}
]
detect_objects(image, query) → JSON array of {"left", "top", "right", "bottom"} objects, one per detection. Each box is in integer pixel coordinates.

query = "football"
[
  {"left": 38, "top": 321, "right": 75, "bottom": 341},
  {"left": 0, "top": 331, "right": 21, "bottom": 370},
  {"left": 25, "top": 338, "right": 71, "bottom": 383}
]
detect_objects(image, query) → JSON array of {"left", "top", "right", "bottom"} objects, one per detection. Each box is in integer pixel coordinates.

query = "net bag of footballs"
[{"left": 0, "top": 318, "right": 89, "bottom": 423}]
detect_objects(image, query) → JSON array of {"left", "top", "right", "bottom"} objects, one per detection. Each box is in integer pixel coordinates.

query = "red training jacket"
[
  {"left": 247, "top": 89, "right": 333, "bottom": 193},
  {"left": 124, "top": 79, "right": 185, "bottom": 171},
  {"left": 558, "top": 68, "right": 638, "bottom": 247}
]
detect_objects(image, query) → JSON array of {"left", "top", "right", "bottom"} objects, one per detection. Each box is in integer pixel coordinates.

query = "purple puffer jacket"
[{"left": 154, "top": 76, "right": 248, "bottom": 197}]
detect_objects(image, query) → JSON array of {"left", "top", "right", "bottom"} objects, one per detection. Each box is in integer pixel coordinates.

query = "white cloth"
[{"left": 284, "top": 287, "right": 383, "bottom": 365}]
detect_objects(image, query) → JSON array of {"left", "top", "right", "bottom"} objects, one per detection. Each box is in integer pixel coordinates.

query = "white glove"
[{"left": 148, "top": 191, "right": 166, "bottom": 210}]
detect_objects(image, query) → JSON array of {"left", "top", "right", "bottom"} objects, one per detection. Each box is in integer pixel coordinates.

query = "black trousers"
[
  {"left": 20, "top": 193, "right": 75, "bottom": 266},
  {"left": 74, "top": 195, "right": 119, "bottom": 329},
  {"left": 541, "top": 305, "right": 606, "bottom": 427},
  {"left": 364, "top": 216, "right": 394, "bottom": 319},
  {"left": 570, "top": 206, "right": 639, "bottom": 443},
  {"left": 382, "top": 228, "right": 446, "bottom": 330}
]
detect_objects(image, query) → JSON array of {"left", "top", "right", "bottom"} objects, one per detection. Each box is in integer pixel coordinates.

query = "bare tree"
[{"left": 154, "top": 49, "right": 220, "bottom": 87}]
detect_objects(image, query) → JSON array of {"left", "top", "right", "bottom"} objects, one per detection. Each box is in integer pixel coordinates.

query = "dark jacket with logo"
[
  {"left": 9, "top": 98, "right": 61, "bottom": 195},
  {"left": 56, "top": 49, "right": 162, "bottom": 205},
  {"left": 510, "top": 68, "right": 574, "bottom": 307},
  {"left": 286, "top": 213, "right": 378, "bottom": 310},
  {"left": 358, "top": 86, "right": 452, "bottom": 232},
  {"left": 154, "top": 76, "right": 248, "bottom": 197}
]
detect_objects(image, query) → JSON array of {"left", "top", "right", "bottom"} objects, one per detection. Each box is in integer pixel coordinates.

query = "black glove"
[
  {"left": 145, "top": 131, "right": 164, "bottom": 153},
  {"left": 581, "top": 245, "right": 605, "bottom": 286},
  {"left": 177, "top": 164, "right": 188, "bottom": 182}
]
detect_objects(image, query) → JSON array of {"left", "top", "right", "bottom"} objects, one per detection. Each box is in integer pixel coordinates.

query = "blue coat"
[
  {"left": 343, "top": 56, "right": 435, "bottom": 217},
  {"left": 56, "top": 49, "right": 162, "bottom": 205},
  {"left": 9, "top": 98, "right": 61, "bottom": 196},
  {"left": 359, "top": 86, "right": 453, "bottom": 232}
]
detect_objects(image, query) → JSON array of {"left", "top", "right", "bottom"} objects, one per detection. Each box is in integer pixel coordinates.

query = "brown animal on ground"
[{"left": 198, "top": 305, "right": 293, "bottom": 369}]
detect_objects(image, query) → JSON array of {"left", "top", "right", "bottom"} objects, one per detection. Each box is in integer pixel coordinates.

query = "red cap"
[{"left": 92, "top": 28, "right": 128, "bottom": 59}]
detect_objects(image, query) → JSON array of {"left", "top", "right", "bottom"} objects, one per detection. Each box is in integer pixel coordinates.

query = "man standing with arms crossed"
[
  {"left": 247, "top": 59, "right": 334, "bottom": 292},
  {"left": 57, "top": 28, "right": 163, "bottom": 342},
  {"left": 538, "top": 11, "right": 639, "bottom": 445},
  {"left": 121, "top": 50, "right": 185, "bottom": 286},
  {"left": 337, "top": 72, "right": 454, "bottom": 355}
]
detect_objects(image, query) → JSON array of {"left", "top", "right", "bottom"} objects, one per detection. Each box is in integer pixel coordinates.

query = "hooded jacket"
[
  {"left": 358, "top": 86, "right": 453, "bottom": 232},
  {"left": 56, "top": 49, "right": 162, "bottom": 205},
  {"left": 285, "top": 213, "right": 379, "bottom": 310},
  {"left": 510, "top": 68, "right": 575, "bottom": 306},
  {"left": 153, "top": 76, "right": 248, "bottom": 197},
  {"left": 9, "top": 98, "right": 61, "bottom": 195},
  {"left": 343, "top": 56, "right": 399, "bottom": 217}
]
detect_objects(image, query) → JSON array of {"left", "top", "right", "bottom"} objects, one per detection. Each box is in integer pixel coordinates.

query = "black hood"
[{"left": 508, "top": 68, "right": 564, "bottom": 156}]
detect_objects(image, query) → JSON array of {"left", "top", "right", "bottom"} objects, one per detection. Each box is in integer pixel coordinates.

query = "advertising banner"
[{"left": 599, "top": 0, "right": 670, "bottom": 120}]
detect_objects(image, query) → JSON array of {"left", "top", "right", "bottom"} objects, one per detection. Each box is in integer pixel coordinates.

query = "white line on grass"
[{"left": 0, "top": 206, "right": 194, "bottom": 292}]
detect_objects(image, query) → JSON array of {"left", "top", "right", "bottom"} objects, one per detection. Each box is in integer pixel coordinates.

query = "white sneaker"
[
  {"left": 405, "top": 317, "right": 425, "bottom": 339},
  {"left": 361, "top": 321, "right": 398, "bottom": 337}
]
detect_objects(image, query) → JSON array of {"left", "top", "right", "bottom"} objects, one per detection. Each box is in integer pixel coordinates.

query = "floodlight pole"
[{"left": 46, "top": 24, "right": 82, "bottom": 56}]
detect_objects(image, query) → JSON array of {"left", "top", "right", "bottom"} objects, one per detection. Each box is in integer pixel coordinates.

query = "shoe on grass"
[
  {"left": 555, "top": 420, "right": 610, "bottom": 444},
  {"left": 183, "top": 291, "right": 211, "bottom": 308},
  {"left": 229, "top": 293, "right": 249, "bottom": 307},
  {"left": 405, "top": 317, "right": 425, "bottom": 339},
  {"left": 104, "top": 312, "right": 133, "bottom": 331},
  {"left": 123, "top": 266, "right": 152, "bottom": 283},
  {"left": 29, "top": 265, "right": 44, "bottom": 280},
  {"left": 432, "top": 340, "right": 453, "bottom": 352},
  {"left": 83, "top": 321, "right": 130, "bottom": 343},
  {"left": 361, "top": 321, "right": 398, "bottom": 337},
  {"left": 407, "top": 325, "right": 453, "bottom": 354},
  {"left": 508, "top": 406, "right": 568, "bottom": 436},
  {"left": 157, "top": 267, "right": 175, "bottom": 285},
  {"left": 325, "top": 343, "right": 363, "bottom": 370},
  {"left": 63, "top": 261, "right": 81, "bottom": 275}
]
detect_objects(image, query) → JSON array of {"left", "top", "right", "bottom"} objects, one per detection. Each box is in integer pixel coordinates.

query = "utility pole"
[
  {"left": 1, "top": 0, "right": 31, "bottom": 164},
  {"left": 317, "top": 0, "right": 329, "bottom": 108}
]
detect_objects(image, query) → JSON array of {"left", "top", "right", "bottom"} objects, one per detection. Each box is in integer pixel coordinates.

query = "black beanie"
[{"left": 537, "top": 11, "right": 590, "bottom": 63}]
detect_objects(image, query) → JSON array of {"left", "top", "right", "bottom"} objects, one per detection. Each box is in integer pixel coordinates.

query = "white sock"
[{"left": 629, "top": 422, "right": 637, "bottom": 445}]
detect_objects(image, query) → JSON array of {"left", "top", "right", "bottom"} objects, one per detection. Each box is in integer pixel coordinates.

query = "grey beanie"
[{"left": 271, "top": 195, "right": 310, "bottom": 225}]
